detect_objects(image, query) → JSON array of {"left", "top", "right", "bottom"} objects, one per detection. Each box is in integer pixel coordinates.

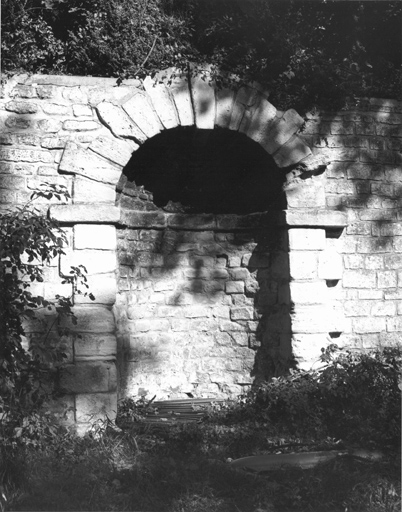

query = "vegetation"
[
  {"left": 1, "top": 347, "right": 400, "bottom": 511},
  {"left": 1, "top": 0, "right": 401, "bottom": 111},
  {"left": 0, "top": 185, "right": 94, "bottom": 507}
]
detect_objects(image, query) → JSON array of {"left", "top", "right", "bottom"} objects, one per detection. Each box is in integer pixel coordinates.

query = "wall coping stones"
[{"left": 23, "top": 74, "right": 141, "bottom": 88}]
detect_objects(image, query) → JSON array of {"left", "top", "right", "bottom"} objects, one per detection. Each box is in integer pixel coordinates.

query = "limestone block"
[
  {"left": 291, "top": 305, "right": 328, "bottom": 333},
  {"left": 167, "top": 214, "right": 215, "bottom": 230},
  {"left": 74, "top": 224, "right": 116, "bottom": 250},
  {"left": 288, "top": 228, "right": 326, "bottom": 250},
  {"left": 75, "top": 275, "right": 117, "bottom": 305},
  {"left": 229, "top": 86, "right": 260, "bottom": 131},
  {"left": 159, "top": 68, "right": 194, "bottom": 126},
  {"left": 0, "top": 148, "right": 53, "bottom": 163},
  {"left": 286, "top": 178, "right": 326, "bottom": 208},
  {"left": 318, "top": 248, "right": 343, "bottom": 280},
  {"left": 285, "top": 210, "right": 347, "bottom": 228},
  {"left": 5, "top": 100, "right": 38, "bottom": 114},
  {"left": 215, "top": 88, "right": 236, "bottom": 128},
  {"left": 37, "top": 119, "right": 62, "bottom": 132},
  {"left": 73, "top": 177, "right": 116, "bottom": 204},
  {"left": 143, "top": 76, "right": 179, "bottom": 129},
  {"left": 120, "top": 210, "right": 167, "bottom": 228},
  {"left": 191, "top": 71, "right": 216, "bottom": 129},
  {"left": 75, "top": 392, "right": 117, "bottom": 423},
  {"left": 122, "top": 91, "right": 163, "bottom": 139},
  {"left": 60, "top": 306, "right": 115, "bottom": 333},
  {"left": 289, "top": 252, "right": 318, "bottom": 280},
  {"left": 96, "top": 101, "right": 147, "bottom": 142},
  {"left": 41, "top": 103, "right": 71, "bottom": 116},
  {"left": 63, "top": 120, "right": 100, "bottom": 131},
  {"left": 87, "top": 86, "right": 137, "bottom": 107},
  {"left": 59, "top": 361, "right": 117, "bottom": 394},
  {"left": 73, "top": 104, "right": 92, "bottom": 117},
  {"left": 342, "top": 270, "right": 376, "bottom": 288},
  {"left": 246, "top": 99, "right": 278, "bottom": 149},
  {"left": 60, "top": 249, "right": 117, "bottom": 275},
  {"left": 74, "top": 334, "right": 117, "bottom": 361},
  {"left": 225, "top": 281, "right": 245, "bottom": 294},
  {"left": 289, "top": 281, "right": 328, "bottom": 304},
  {"left": 273, "top": 135, "right": 312, "bottom": 168},
  {"left": 261, "top": 109, "right": 305, "bottom": 154},
  {"left": 291, "top": 333, "right": 328, "bottom": 366},
  {"left": 89, "top": 136, "right": 138, "bottom": 167},
  {"left": 230, "top": 307, "right": 254, "bottom": 321},
  {"left": 50, "top": 204, "right": 120, "bottom": 223},
  {"left": 59, "top": 142, "right": 122, "bottom": 185}
]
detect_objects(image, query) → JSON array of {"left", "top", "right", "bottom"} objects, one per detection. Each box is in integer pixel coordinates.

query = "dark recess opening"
[{"left": 122, "top": 126, "right": 287, "bottom": 214}]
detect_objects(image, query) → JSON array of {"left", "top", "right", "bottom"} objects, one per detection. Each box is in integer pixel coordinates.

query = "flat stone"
[
  {"left": 75, "top": 275, "right": 117, "bottom": 305},
  {"left": 229, "top": 85, "right": 260, "bottom": 131},
  {"left": 96, "top": 101, "right": 147, "bottom": 142},
  {"left": 191, "top": 68, "right": 216, "bottom": 129},
  {"left": 60, "top": 306, "right": 116, "bottom": 333},
  {"left": 59, "top": 361, "right": 117, "bottom": 394},
  {"left": 5, "top": 101, "right": 38, "bottom": 114},
  {"left": 59, "top": 141, "right": 122, "bottom": 185},
  {"left": 215, "top": 88, "right": 236, "bottom": 129},
  {"left": 26, "top": 74, "right": 140, "bottom": 87},
  {"left": 288, "top": 228, "right": 326, "bottom": 250},
  {"left": 273, "top": 135, "right": 312, "bottom": 167},
  {"left": 289, "top": 281, "right": 328, "bottom": 304},
  {"left": 122, "top": 90, "right": 163, "bottom": 138},
  {"left": 74, "top": 224, "right": 116, "bottom": 250},
  {"left": 284, "top": 210, "right": 348, "bottom": 227},
  {"left": 245, "top": 96, "right": 277, "bottom": 147},
  {"left": 167, "top": 213, "right": 215, "bottom": 230},
  {"left": 60, "top": 249, "right": 117, "bottom": 275},
  {"left": 0, "top": 148, "right": 53, "bottom": 163},
  {"left": 73, "top": 177, "right": 116, "bottom": 204},
  {"left": 160, "top": 68, "right": 194, "bottom": 126},
  {"left": 120, "top": 210, "right": 167, "bottom": 228},
  {"left": 74, "top": 333, "right": 117, "bottom": 361},
  {"left": 50, "top": 204, "right": 120, "bottom": 223},
  {"left": 262, "top": 109, "right": 304, "bottom": 154},
  {"left": 87, "top": 86, "right": 138, "bottom": 107},
  {"left": 89, "top": 135, "right": 138, "bottom": 167},
  {"left": 318, "top": 248, "right": 343, "bottom": 280},
  {"left": 63, "top": 120, "right": 100, "bottom": 131},
  {"left": 286, "top": 177, "right": 326, "bottom": 208},
  {"left": 143, "top": 76, "right": 179, "bottom": 129}
]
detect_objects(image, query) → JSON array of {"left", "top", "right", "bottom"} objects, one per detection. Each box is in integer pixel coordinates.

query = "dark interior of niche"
[{"left": 122, "top": 126, "right": 287, "bottom": 214}]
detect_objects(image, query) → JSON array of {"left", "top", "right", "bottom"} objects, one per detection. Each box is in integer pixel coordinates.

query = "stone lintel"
[
  {"left": 119, "top": 209, "right": 346, "bottom": 230},
  {"left": 50, "top": 204, "right": 120, "bottom": 223},
  {"left": 284, "top": 210, "right": 348, "bottom": 228}
]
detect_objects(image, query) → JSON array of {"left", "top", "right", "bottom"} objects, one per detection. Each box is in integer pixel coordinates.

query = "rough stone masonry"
[{"left": 0, "top": 68, "right": 401, "bottom": 432}]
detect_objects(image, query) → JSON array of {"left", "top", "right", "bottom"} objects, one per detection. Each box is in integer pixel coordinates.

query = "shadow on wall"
[{"left": 114, "top": 126, "right": 293, "bottom": 398}]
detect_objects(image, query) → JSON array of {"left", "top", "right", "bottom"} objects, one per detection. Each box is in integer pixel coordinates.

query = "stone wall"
[{"left": 0, "top": 71, "right": 400, "bottom": 430}]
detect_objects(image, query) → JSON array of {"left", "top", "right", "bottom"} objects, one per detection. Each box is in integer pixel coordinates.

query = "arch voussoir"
[
  {"left": 96, "top": 101, "right": 147, "bottom": 142},
  {"left": 143, "top": 76, "right": 180, "bottom": 130},
  {"left": 121, "top": 90, "right": 164, "bottom": 139}
]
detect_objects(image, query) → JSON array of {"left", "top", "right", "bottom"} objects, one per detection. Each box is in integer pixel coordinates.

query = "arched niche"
[{"left": 49, "top": 67, "right": 347, "bottom": 429}]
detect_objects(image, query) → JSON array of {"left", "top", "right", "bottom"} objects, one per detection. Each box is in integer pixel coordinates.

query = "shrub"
[
  {"left": 0, "top": 185, "right": 94, "bottom": 494},
  {"left": 245, "top": 346, "right": 402, "bottom": 451}
]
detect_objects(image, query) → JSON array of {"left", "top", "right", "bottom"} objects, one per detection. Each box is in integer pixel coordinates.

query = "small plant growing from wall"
[{"left": 0, "top": 184, "right": 94, "bottom": 477}]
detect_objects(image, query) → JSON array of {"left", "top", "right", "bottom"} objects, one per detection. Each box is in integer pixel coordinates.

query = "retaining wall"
[{"left": 0, "top": 71, "right": 400, "bottom": 431}]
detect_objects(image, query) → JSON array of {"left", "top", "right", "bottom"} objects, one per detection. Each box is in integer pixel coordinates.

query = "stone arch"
[{"left": 49, "top": 67, "right": 346, "bottom": 431}]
